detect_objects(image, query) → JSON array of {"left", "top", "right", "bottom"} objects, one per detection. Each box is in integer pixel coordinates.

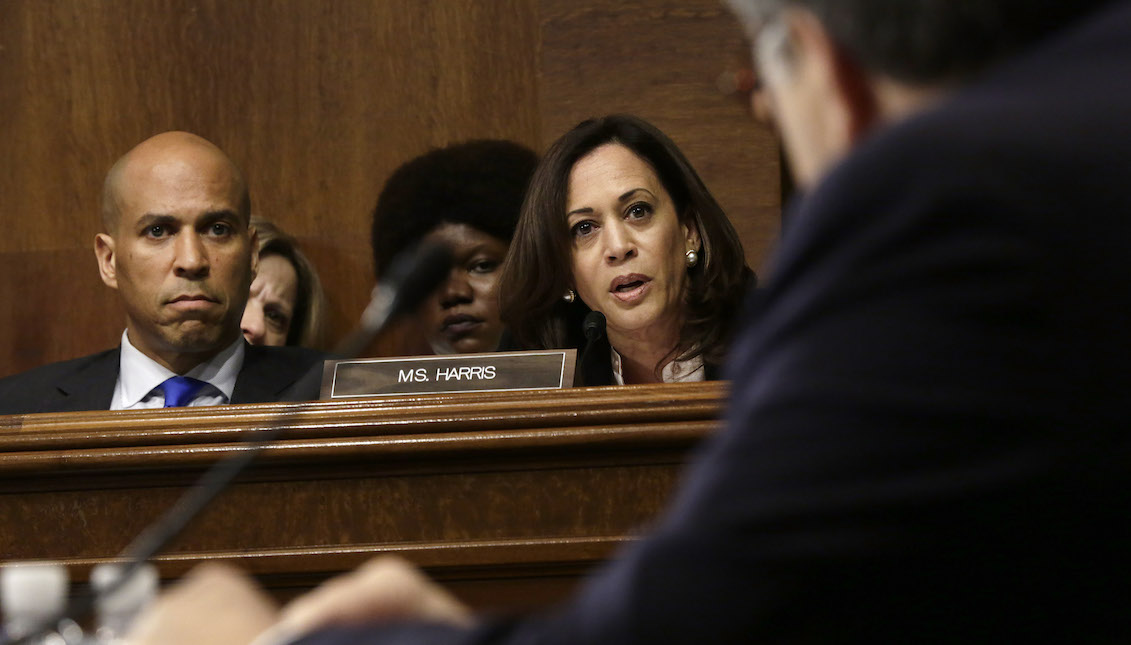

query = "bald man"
[{"left": 0, "top": 132, "right": 327, "bottom": 413}]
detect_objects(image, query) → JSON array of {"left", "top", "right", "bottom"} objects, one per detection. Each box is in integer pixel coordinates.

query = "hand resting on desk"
[{"left": 124, "top": 556, "right": 472, "bottom": 645}]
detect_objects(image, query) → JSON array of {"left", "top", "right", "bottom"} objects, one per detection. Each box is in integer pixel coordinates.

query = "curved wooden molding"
[
  {"left": 0, "top": 382, "right": 726, "bottom": 608},
  {"left": 0, "top": 382, "right": 725, "bottom": 450}
]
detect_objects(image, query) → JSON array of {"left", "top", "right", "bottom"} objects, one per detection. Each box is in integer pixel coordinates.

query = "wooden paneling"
[
  {"left": 0, "top": 0, "right": 542, "bottom": 374},
  {"left": 0, "top": 1, "right": 779, "bottom": 378},
  {"left": 0, "top": 382, "right": 725, "bottom": 608},
  {"left": 0, "top": 250, "right": 123, "bottom": 366}
]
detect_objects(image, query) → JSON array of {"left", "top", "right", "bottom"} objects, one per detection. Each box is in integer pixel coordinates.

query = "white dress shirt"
[
  {"left": 110, "top": 330, "right": 245, "bottom": 410},
  {"left": 610, "top": 346, "right": 706, "bottom": 385}
]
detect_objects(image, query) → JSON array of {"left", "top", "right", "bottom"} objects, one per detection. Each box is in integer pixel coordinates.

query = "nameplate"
[{"left": 320, "top": 349, "right": 577, "bottom": 399}]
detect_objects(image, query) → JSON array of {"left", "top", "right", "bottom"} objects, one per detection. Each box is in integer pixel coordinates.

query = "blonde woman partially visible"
[{"left": 241, "top": 216, "right": 326, "bottom": 348}]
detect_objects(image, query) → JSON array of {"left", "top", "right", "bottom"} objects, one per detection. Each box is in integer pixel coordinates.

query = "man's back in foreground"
[{"left": 645, "top": 2, "right": 1131, "bottom": 638}]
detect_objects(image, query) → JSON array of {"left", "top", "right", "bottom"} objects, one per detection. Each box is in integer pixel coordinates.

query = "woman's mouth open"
[{"left": 609, "top": 274, "right": 651, "bottom": 304}]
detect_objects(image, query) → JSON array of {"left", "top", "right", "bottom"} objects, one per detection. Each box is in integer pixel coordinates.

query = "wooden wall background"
[{"left": 0, "top": 0, "right": 779, "bottom": 379}]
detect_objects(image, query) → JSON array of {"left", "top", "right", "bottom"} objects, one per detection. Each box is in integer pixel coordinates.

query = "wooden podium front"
[{"left": 0, "top": 382, "right": 724, "bottom": 610}]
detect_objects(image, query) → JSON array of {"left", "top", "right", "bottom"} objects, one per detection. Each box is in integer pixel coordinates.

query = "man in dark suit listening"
[
  {"left": 127, "top": 0, "right": 1131, "bottom": 643},
  {"left": 0, "top": 132, "right": 325, "bottom": 413}
]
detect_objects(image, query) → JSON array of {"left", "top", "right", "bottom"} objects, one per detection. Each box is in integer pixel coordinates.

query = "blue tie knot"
[{"left": 160, "top": 376, "right": 208, "bottom": 408}]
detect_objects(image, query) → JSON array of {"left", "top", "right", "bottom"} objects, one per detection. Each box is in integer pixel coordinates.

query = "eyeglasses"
[{"left": 754, "top": 16, "right": 792, "bottom": 81}]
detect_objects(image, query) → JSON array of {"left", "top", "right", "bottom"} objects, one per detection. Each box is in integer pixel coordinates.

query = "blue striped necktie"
[{"left": 160, "top": 376, "right": 207, "bottom": 408}]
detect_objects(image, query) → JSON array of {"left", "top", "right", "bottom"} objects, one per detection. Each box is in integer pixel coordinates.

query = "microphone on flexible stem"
[
  {"left": 335, "top": 242, "right": 454, "bottom": 358},
  {"left": 582, "top": 310, "right": 606, "bottom": 343},
  {"left": 0, "top": 242, "right": 455, "bottom": 645},
  {"left": 576, "top": 311, "right": 607, "bottom": 385},
  {"left": 118, "top": 243, "right": 452, "bottom": 573}
]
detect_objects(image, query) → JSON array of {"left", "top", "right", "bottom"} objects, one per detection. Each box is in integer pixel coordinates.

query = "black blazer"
[
  {"left": 575, "top": 333, "right": 723, "bottom": 386},
  {"left": 296, "top": 2, "right": 1131, "bottom": 643},
  {"left": 0, "top": 344, "right": 328, "bottom": 415}
]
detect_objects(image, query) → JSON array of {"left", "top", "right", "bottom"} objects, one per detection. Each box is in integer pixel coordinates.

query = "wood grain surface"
[
  {"left": 0, "top": 0, "right": 779, "bottom": 377},
  {"left": 0, "top": 381, "right": 725, "bottom": 608}
]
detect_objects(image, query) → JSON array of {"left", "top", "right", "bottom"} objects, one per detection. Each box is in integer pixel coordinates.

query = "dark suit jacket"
[
  {"left": 0, "top": 344, "right": 329, "bottom": 414},
  {"left": 297, "top": 3, "right": 1131, "bottom": 643},
  {"left": 576, "top": 332, "right": 723, "bottom": 386}
]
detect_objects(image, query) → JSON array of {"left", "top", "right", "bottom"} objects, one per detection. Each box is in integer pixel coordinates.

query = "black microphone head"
[
  {"left": 386, "top": 242, "right": 455, "bottom": 317},
  {"left": 344, "top": 242, "right": 454, "bottom": 357},
  {"left": 582, "top": 310, "right": 606, "bottom": 342}
]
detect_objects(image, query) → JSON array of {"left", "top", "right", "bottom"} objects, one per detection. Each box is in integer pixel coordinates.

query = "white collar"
[
  {"left": 609, "top": 346, "right": 705, "bottom": 385},
  {"left": 116, "top": 330, "right": 245, "bottom": 408}
]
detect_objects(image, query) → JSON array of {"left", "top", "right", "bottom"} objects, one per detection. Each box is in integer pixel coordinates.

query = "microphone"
[
  {"left": 576, "top": 311, "right": 607, "bottom": 386},
  {"left": 0, "top": 242, "right": 455, "bottom": 645},
  {"left": 582, "top": 310, "right": 606, "bottom": 342},
  {"left": 337, "top": 242, "right": 454, "bottom": 358}
]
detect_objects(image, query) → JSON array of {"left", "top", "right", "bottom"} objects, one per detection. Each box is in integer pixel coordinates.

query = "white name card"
[{"left": 320, "top": 349, "right": 577, "bottom": 399}]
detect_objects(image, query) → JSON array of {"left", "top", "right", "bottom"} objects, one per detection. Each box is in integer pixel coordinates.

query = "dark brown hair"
[{"left": 498, "top": 114, "right": 754, "bottom": 369}]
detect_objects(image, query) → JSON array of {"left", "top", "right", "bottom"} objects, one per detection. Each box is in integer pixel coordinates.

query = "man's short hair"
[
  {"left": 100, "top": 161, "right": 125, "bottom": 233},
  {"left": 732, "top": 0, "right": 1117, "bottom": 83}
]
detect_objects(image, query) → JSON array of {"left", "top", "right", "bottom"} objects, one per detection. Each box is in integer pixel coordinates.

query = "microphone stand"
[{"left": 575, "top": 311, "right": 607, "bottom": 386}]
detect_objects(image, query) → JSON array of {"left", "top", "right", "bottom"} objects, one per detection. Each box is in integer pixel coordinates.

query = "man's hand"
[
  {"left": 124, "top": 557, "right": 470, "bottom": 645},
  {"left": 125, "top": 563, "right": 278, "bottom": 645},
  {"left": 256, "top": 555, "right": 473, "bottom": 644}
]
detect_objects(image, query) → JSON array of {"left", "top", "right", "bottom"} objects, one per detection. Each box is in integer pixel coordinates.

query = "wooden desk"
[{"left": 0, "top": 382, "right": 724, "bottom": 609}]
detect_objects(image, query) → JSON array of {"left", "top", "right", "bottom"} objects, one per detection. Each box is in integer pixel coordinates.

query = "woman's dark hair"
[
  {"left": 370, "top": 140, "right": 539, "bottom": 278},
  {"left": 498, "top": 114, "right": 754, "bottom": 370},
  {"left": 250, "top": 216, "right": 326, "bottom": 348}
]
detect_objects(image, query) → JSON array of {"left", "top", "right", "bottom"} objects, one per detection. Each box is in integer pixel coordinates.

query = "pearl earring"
[
  {"left": 685, "top": 249, "right": 699, "bottom": 268},
  {"left": 563, "top": 289, "right": 576, "bottom": 303}
]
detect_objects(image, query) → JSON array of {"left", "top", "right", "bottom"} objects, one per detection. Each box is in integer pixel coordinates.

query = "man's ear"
[
  {"left": 788, "top": 8, "right": 879, "bottom": 144},
  {"left": 828, "top": 40, "right": 879, "bottom": 142},
  {"left": 94, "top": 233, "right": 118, "bottom": 290}
]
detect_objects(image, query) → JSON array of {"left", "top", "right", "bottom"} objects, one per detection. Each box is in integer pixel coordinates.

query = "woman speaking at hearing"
[{"left": 499, "top": 115, "right": 754, "bottom": 385}]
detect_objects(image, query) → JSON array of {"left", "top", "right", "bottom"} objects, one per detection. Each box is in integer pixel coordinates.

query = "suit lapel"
[{"left": 56, "top": 348, "right": 120, "bottom": 411}]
